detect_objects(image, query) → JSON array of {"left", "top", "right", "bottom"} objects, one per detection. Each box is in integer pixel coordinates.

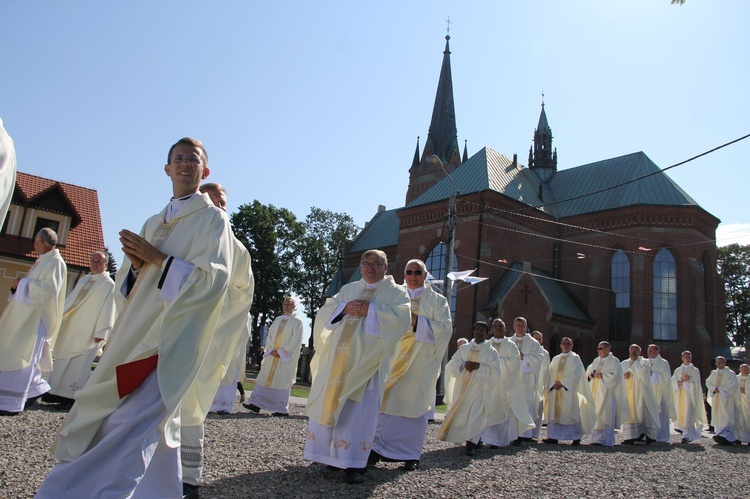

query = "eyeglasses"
[
  {"left": 561, "top": 342, "right": 573, "bottom": 346},
  {"left": 361, "top": 262, "right": 385, "bottom": 268},
  {"left": 597, "top": 347, "right": 608, "bottom": 350},
  {"left": 405, "top": 270, "right": 423, "bottom": 276}
]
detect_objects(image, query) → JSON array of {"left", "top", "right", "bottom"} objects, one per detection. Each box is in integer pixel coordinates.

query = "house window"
[
  {"left": 425, "top": 242, "right": 458, "bottom": 321},
  {"left": 33, "top": 217, "right": 60, "bottom": 237},
  {"left": 610, "top": 249, "right": 631, "bottom": 340},
  {"left": 653, "top": 248, "right": 677, "bottom": 340}
]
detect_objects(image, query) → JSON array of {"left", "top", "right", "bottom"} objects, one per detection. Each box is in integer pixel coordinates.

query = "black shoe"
[
  {"left": 271, "top": 412, "right": 288, "bottom": 417},
  {"left": 519, "top": 437, "right": 533, "bottom": 443},
  {"left": 42, "top": 393, "right": 74, "bottom": 405},
  {"left": 242, "top": 403, "right": 260, "bottom": 413},
  {"left": 343, "top": 472, "right": 364, "bottom": 485},
  {"left": 0, "top": 409, "right": 20, "bottom": 416},
  {"left": 645, "top": 436, "right": 655, "bottom": 445},
  {"left": 24, "top": 395, "right": 42, "bottom": 409},
  {"left": 326, "top": 465, "right": 342, "bottom": 471},
  {"left": 465, "top": 442, "right": 476, "bottom": 456},
  {"left": 488, "top": 444, "right": 501, "bottom": 449},
  {"left": 216, "top": 410, "right": 230, "bottom": 415},
  {"left": 713, "top": 435, "right": 732, "bottom": 446},
  {"left": 571, "top": 440, "right": 581, "bottom": 446},
  {"left": 542, "top": 438, "right": 558, "bottom": 445},
  {"left": 367, "top": 450, "right": 382, "bottom": 467},
  {"left": 590, "top": 442, "right": 603, "bottom": 446},
  {"left": 681, "top": 438, "right": 689, "bottom": 444},
  {"left": 674, "top": 428, "right": 683, "bottom": 434},
  {"left": 637, "top": 433, "right": 646, "bottom": 441},
  {"left": 183, "top": 483, "right": 200, "bottom": 499},
  {"left": 475, "top": 440, "right": 484, "bottom": 448},
  {"left": 511, "top": 438, "right": 522, "bottom": 447},
  {"left": 622, "top": 439, "right": 636, "bottom": 445},
  {"left": 402, "top": 460, "right": 419, "bottom": 472}
]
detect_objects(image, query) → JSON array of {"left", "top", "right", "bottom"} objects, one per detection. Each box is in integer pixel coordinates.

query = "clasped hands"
[
  {"left": 464, "top": 361, "right": 480, "bottom": 372},
  {"left": 343, "top": 299, "right": 370, "bottom": 317},
  {"left": 120, "top": 229, "right": 167, "bottom": 270}
]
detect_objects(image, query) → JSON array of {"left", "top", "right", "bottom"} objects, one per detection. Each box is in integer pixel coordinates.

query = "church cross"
[
  {"left": 521, "top": 284, "right": 533, "bottom": 304},
  {"left": 445, "top": 16, "right": 452, "bottom": 35}
]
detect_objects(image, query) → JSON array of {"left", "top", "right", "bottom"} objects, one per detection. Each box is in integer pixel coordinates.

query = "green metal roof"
[{"left": 348, "top": 208, "right": 400, "bottom": 253}]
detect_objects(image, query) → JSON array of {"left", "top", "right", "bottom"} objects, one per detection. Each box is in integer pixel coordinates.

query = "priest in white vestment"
[
  {"left": 370, "top": 259, "right": 452, "bottom": 471},
  {"left": 179, "top": 182, "right": 255, "bottom": 498},
  {"left": 37, "top": 138, "right": 232, "bottom": 499},
  {"left": 671, "top": 351, "right": 706, "bottom": 443},
  {"left": 44, "top": 252, "right": 115, "bottom": 408},
  {"left": 531, "top": 330, "right": 551, "bottom": 430},
  {"left": 0, "top": 228, "right": 66, "bottom": 415},
  {"left": 736, "top": 364, "right": 750, "bottom": 445},
  {"left": 481, "top": 319, "right": 534, "bottom": 447},
  {"left": 246, "top": 295, "right": 303, "bottom": 415},
  {"left": 509, "top": 317, "right": 546, "bottom": 441},
  {"left": 647, "top": 344, "right": 676, "bottom": 442},
  {"left": 620, "top": 344, "right": 660, "bottom": 445},
  {"left": 438, "top": 321, "right": 501, "bottom": 456},
  {"left": 543, "top": 337, "right": 596, "bottom": 445},
  {"left": 0, "top": 117, "right": 16, "bottom": 225},
  {"left": 210, "top": 315, "right": 250, "bottom": 413},
  {"left": 586, "top": 342, "right": 629, "bottom": 446},
  {"left": 305, "top": 249, "right": 411, "bottom": 485},
  {"left": 705, "top": 356, "right": 740, "bottom": 445}
]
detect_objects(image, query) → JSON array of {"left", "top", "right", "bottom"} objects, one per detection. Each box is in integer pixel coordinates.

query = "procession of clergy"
[{"left": 1, "top": 126, "right": 749, "bottom": 498}]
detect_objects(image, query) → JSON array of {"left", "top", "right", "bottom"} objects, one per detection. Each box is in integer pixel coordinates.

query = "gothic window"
[
  {"left": 610, "top": 249, "right": 631, "bottom": 340},
  {"left": 425, "top": 242, "right": 458, "bottom": 320},
  {"left": 653, "top": 248, "right": 677, "bottom": 341}
]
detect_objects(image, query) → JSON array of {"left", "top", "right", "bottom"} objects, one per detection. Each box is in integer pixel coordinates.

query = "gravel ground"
[{"left": 1, "top": 399, "right": 748, "bottom": 498}]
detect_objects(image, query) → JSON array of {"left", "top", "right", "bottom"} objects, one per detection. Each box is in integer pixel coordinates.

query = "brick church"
[{"left": 325, "top": 35, "right": 727, "bottom": 375}]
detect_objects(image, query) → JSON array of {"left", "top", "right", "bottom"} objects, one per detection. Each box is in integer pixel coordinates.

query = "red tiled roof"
[{"left": 1, "top": 172, "right": 105, "bottom": 269}]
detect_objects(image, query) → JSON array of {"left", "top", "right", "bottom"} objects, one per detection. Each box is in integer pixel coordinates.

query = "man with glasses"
[
  {"left": 305, "top": 249, "right": 410, "bottom": 484},
  {"left": 586, "top": 341, "right": 629, "bottom": 446},
  {"left": 647, "top": 344, "right": 676, "bottom": 442},
  {"left": 543, "top": 337, "right": 595, "bottom": 446},
  {"left": 43, "top": 252, "right": 116, "bottom": 410},
  {"left": 369, "top": 259, "right": 452, "bottom": 471}
]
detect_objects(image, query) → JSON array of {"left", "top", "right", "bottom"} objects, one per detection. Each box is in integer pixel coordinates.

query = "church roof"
[
  {"left": 423, "top": 35, "right": 460, "bottom": 164},
  {"left": 348, "top": 207, "right": 400, "bottom": 253},
  {"left": 408, "top": 147, "right": 703, "bottom": 219},
  {"left": 484, "top": 262, "right": 592, "bottom": 323}
]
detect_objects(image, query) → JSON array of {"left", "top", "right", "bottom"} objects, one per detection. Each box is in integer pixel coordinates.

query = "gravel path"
[{"left": 1, "top": 400, "right": 747, "bottom": 498}]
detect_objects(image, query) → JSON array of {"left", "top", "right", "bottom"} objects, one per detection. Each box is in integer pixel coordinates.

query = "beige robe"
[
  {"left": 706, "top": 368, "right": 740, "bottom": 432},
  {"left": 0, "top": 248, "right": 67, "bottom": 371},
  {"left": 306, "top": 276, "right": 411, "bottom": 427},
  {"left": 737, "top": 374, "right": 750, "bottom": 441},
  {"left": 51, "top": 194, "right": 232, "bottom": 461},
  {"left": 621, "top": 356, "right": 661, "bottom": 434},
  {"left": 486, "top": 337, "right": 535, "bottom": 433},
  {"left": 438, "top": 340, "right": 501, "bottom": 443},
  {"left": 181, "top": 234, "right": 254, "bottom": 426},
  {"left": 649, "top": 355, "right": 677, "bottom": 419},
  {"left": 53, "top": 272, "right": 116, "bottom": 359},
  {"left": 0, "top": 117, "right": 16, "bottom": 225},
  {"left": 586, "top": 353, "right": 630, "bottom": 430},
  {"left": 543, "top": 352, "right": 596, "bottom": 432},
  {"left": 671, "top": 363, "right": 706, "bottom": 429},
  {"left": 255, "top": 313, "right": 304, "bottom": 390},
  {"left": 379, "top": 283, "right": 452, "bottom": 418}
]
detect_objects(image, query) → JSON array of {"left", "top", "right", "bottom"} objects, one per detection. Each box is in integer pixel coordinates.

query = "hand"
[
  {"left": 343, "top": 300, "right": 370, "bottom": 317},
  {"left": 270, "top": 350, "right": 281, "bottom": 358},
  {"left": 681, "top": 374, "right": 690, "bottom": 381},
  {"left": 552, "top": 381, "right": 563, "bottom": 390},
  {"left": 94, "top": 338, "right": 104, "bottom": 343},
  {"left": 464, "top": 361, "right": 480, "bottom": 372},
  {"left": 519, "top": 353, "right": 524, "bottom": 360},
  {"left": 742, "top": 387, "right": 746, "bottom": 394},
  {"left": 624, "top": 372, "right": 631, "bottom": 379},
  {"left": 12, "top": 278, "right": 21, "bottom": 289},
  {"left": 677, "top": 380, "right": 683, "bottom": 388},
  {"left": 119, "top": 229, "right": 167, "bottom": 270}
]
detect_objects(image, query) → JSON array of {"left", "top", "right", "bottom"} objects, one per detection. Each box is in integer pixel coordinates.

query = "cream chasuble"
[
  {"left": 52, "top": 272, "right": 116, "bottom": 359},
  {"left": 379, "top": 283, "right": 452, "bottom": 418},
  {"left": 649, "top": 355, "right": 677, "bottom": 420},
  {"left": 706, "top": 367, "right": 739, "bottom": 431},
  {"left": 586, "top": 353, "right": 629, "bottom": 430},
  {"left": 51, "top": 193, "right": 232, "bottom": 461},
  {"left": 620, "top": 357, "right": 661, "bottom": 431},
  {"left": 256, "top": 313, "right": 304, "bottom": 389},
  {"left": 486, "top": 337, "right": 535, "bottom": 433},
  {"left": 671, "top": 363, "right": 706, "bottom": 429},
  {"left": 306, "top": 276, "right": 410, "bottom": 427},
  {"left": 544, "top": 352, "right": 596, "bottom": 431},
  {"left": 0, "top": 248, "right": 66, "bottom": 371},
  {"left": 737, "top": 374, "right": 750, "bottom": 441},
  {"left": 438, "top": 339, "right": 501, "bottom": 443},
  {"left": 511, "top": 334, "right": 546, "bottom": 409},
  {"left": 181, "top": 234, "right": 254, "bottom": 426},
  {"left": 0, "top": 117, "right": 16, "bottom": 226}
]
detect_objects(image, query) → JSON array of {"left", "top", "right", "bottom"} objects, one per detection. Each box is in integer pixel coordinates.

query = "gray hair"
[
  {"left": 404, "top": 259, "right": 427, "bottom": 274},
  {"left": 36, "top": 227, "right": 58, "bottom": 246},
  {"left": 361, "top": 249, "right": 388, "bottom": 266}
]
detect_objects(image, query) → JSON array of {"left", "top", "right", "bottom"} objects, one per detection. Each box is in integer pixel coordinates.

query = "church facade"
[{"left": 326, "top": 36, "right": 727, "bottom": 376}]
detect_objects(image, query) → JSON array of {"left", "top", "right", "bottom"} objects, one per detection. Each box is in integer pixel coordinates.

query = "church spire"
[
  {"left": 529, "top": 96, "right": 557, "bottom": 183},
  {"left": 425, "top": 35, "right": 460, "bottom": 166},
  {"left": 410, "top": 136, "right": 421, "bottom": 170}
]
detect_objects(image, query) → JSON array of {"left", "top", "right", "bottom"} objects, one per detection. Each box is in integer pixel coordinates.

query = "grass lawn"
[{"left": 242, "top": 380, "right": 446, "bottom": 413}]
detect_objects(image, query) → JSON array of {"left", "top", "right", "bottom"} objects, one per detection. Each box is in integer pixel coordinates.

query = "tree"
[
  {"left": 717, "top": 244, "right": 750, "bottom": 346},
  {"left": 290, "top": 207, "right": 359, "bottom": 350},
  {"left": 231, "top": 200, "right": 303, "bottom": 356},
  {"left": 103, "top": 246, "right": 118, "bottom": 279}
]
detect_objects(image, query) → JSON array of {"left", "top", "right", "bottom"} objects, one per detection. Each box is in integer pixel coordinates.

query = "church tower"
[
  {"left": 528, "top": 99, "right": 558, "bottom": 183},
  {"left": 405, "top": 35, "right": 462, "bottom": 205}
]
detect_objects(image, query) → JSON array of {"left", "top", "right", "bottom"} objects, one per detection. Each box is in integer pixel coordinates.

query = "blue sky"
[{"left": 3, "top": 1, "right": 749, "bottom": 312}]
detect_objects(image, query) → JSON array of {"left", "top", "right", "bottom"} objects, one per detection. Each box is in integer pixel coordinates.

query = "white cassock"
[
  {"left": 0, "top": 248, "right": 66, "bottom": 413},
  {"left": 181, "top": 232, "right": 254, "bottom": 487},
  {"left": 48, "top": 272, "right": 116, "bottom": 401},
  {"left": 373, "top": 283, "right": 452, "bottom": 461},
  {"left": 648, "top": 355, "right": 676, "bottom": 442},
  {"left": 249, "top": 312, "right": 304, "bottom": 414},
  {"left": 671, "top": 363, "right": 706, "bottom": 442},
  {"left": 706, "top": 367, "right": 740, "bottom": 443},
  {"left": 537, "top": 347, "right": 550, "bottom": 425},
  {"left": 37, "top": 193, "right": 231, "bottom": 499},
  {"left": 481, "top": 337, "right": 534, "bottom": 446},
  {"left": 0, "top": 117, "right": 16, "bottom": 225},
  {"left": 543, "top": 352, "right": 596, "bottom": 442},
  {"left": 437, "top": 339, "right": 501, "bottom": 444},
  {"left": 210, "top": 315, "right": 251, "bottom": 412},
  {"left": 737, "top": 373, "right": 750, "bottom": 443},
  {"left": 620, "top": 356, "right": 661, "bottom": 441},
  {"left": 510, "top": 333, "right": 545, "bottom": 438},
  {"left": 586, "top": 353, "right": 629, "bottom": 446},
  {"left": 305, "top": 276, "right": 410, "bottom": 469}
]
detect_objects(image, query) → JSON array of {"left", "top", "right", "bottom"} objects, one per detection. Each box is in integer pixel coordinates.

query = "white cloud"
[{"left": 716, "top": 223, "right": 750, "bottom": 247}]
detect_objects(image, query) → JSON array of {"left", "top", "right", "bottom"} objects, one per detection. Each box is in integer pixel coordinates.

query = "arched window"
[
  {"left": 610, "top": 249, "right": 631, "bottom": 340},
  {"left": 653, "top": 248, "right": 677, "bottom": 340},
  {"left": 425, "top": 242, "right": 458, "bottom": 320}
]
